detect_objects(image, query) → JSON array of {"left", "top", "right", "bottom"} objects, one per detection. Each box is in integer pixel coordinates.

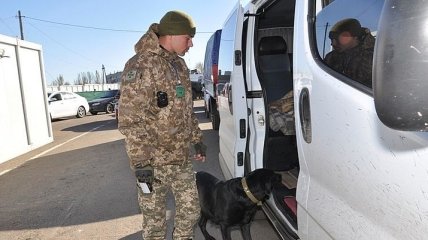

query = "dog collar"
[{"left": 241, "top": 177, "right": 262, "bottom": 206}]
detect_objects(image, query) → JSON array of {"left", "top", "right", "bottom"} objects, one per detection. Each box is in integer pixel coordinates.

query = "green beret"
[
  {"left": 158, "top": 11, "right": 196, "bottom": 37},
  {"left": 330, "top": 18, "right": 363, "bottom": 37}
]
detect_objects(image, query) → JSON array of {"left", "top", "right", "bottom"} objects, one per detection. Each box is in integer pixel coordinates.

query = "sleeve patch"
[{"left": 126, "top": 70, "right": 137, "bottom": 81}]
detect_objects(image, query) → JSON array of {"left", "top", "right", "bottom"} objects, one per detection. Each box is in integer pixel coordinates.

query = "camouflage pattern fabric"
[
  {"left": 137, "top": 164, "right": 200, "bottom": 240},
  {"left": 118, "top": 23, "right": 203, "bottom": 168},
  {"left": 324, "top": 28, "right": 375, "bottom": 88},
  {"left": 269, "top": 109, "right": 296, "bottom": 135},
  {"left": 269, "top": 91, "right": 296, "bottom": 135},
  {"left": 118, "top": 23, "right": 203, "bottom": 239},
  {"left": 269, "top": 90, "right": 294, "bottom": 113}
]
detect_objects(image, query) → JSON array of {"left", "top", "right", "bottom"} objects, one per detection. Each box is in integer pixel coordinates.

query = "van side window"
[
  {"left": 218, "top": 10, "right": 237, "bottom": 85},
  {"left": 314, "top": 0, "right": 384, "bottom": 89}
]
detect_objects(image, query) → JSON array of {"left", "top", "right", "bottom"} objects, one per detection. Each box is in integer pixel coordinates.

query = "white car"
[{"left": 47, "top": 91, "right": 89, "bottom": 120}]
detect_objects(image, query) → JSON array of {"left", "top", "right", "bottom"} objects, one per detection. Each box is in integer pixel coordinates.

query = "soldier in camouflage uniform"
[
  {"left": 118, "top": 11, "right": 206, "bottom": 240},
  {"left": 324, "top": 18, "right": 375, "bottom": 88}
]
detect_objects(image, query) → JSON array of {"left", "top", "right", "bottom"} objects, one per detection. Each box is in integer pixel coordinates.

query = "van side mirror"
[{"left": 373, "top": 0, "right": 428, "bottom": 131}]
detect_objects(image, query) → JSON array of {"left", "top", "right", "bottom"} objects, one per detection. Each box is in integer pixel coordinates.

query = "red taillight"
[{"left": 212, "top": 64, "right": 219, "bottom": 84}]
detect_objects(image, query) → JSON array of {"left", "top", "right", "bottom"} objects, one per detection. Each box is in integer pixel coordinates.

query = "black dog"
[{"left": 196, "top": 169, "right": 282, "bottom": 240}]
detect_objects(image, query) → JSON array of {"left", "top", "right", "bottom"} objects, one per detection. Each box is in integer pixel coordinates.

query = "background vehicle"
[
  {"left": 202, "top": 29, "right": 222, "bottom": 130},
  {"left": 190, "top": 70, "right": 204, "bottom": 100},
  {"left": 217, "top": 0, "right": 428, "bottom": 239},
  {"left": 88, "top": 89, "right": 119, "bottom": 115},
  {"left": 47, "top": 91, "right": 89, "bottom": 120}
]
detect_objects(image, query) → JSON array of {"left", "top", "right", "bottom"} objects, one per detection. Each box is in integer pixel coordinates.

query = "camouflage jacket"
[
  {"left": 324, "top": 28, "right": 375, "bottom": 88},
  {"left": 118, "top": 23, "right": 202, "bottom": 168}
]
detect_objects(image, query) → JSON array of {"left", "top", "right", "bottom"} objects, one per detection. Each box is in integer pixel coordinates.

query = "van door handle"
[
  {"left": 228, "top": 84, "right": 233, "bottom": 115},
  {"left": 258, "top": 115, "right": 265, "bottom": 126},
  {"left": 299, "top": 88, "right": 312, "bottom": 143}
]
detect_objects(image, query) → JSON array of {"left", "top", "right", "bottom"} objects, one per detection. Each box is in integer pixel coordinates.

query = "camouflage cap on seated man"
[
  {"left": 329, "top": 18, "right": 363, "bottom": 38},
  {"left": 158, "top": 10, "right": 196, "bottom": 37}
]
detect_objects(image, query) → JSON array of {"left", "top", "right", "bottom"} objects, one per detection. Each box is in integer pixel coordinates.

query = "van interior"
[{"left": 253, "top": 0, "right": 298, "bottom": 229}]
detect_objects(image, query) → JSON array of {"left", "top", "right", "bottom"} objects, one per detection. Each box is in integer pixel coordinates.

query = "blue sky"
[{"left": 0, "top": 0, "right": 237, "bottom": 85}]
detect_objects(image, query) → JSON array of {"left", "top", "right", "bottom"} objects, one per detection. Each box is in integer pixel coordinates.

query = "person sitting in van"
[
  {"left": 269, "top": 90, "right": 296, "bottom": 136},
  {"left": 324, "top": 18, "right": 375, "bottom": 88}
]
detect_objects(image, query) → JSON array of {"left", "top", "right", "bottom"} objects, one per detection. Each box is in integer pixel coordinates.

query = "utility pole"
[
  {"left": 18, "top": 10, "right": 24, "bottom": 40},
  {"left": 102, "top": 64, "right": 106, "bottom": 90}
]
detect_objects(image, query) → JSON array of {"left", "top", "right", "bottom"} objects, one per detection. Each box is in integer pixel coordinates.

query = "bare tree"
[
  {"left": 75, "top": 73, "right": 82, "bottom": 85},
  {"left": 52, "top": 74, "right": 65, "bottom": 86},
  {"left": 86, "top": 71, "right": 95, "bottom": 84},
  {"left": 95, "top": 70, "right": 101, "bottom": 84},
  {"left": 75, "top": 72, "right": 91, "bottom": 85}
]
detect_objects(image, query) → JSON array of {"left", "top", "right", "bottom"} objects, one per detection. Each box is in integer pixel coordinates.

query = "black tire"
[
  {"left": 76, "top": 106, "right": 86, "bottom": 118},
  {"left": 204, "top": 101, "right": 210, "bottom": 118},
  {"left": 211, "top": 110, "right": 220, "bottom": 130},
  {"left": 90, "top": 111, "right": 98, "bottom": 115},
  {"left": 106, "top": 103, "right": 114, "bottom": 114}
]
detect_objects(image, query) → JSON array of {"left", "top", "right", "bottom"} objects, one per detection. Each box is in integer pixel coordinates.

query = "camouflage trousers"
[{"left": 137, "top": 163, "right": 200, "bottom": 240}]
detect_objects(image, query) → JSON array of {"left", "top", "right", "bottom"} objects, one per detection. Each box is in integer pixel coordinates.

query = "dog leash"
[{"left": 241, "top": 177, "right": 262, "bottom": 206}]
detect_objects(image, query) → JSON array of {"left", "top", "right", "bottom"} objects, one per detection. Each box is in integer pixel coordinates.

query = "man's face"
[
  {"left": 171, "top": 35, "right": 193, "bottom": 56},
  {"left": 330, "top": 31, "right": 358, "bottom": 52}
]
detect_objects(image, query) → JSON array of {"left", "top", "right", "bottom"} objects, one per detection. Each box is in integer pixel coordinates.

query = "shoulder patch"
[{"left": 126, "top": 70, "right": 137, "bottom": 81}]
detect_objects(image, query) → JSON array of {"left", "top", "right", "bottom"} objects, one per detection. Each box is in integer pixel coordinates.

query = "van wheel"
[
  {"left": 211, "top": 110, "right": 220, "bottom": 130},
  {"left": 204, "top": 101, "right": 210, "bottom": 118},
  {"left": 192, "top": 89, "right": 197, "bottom": 100}
]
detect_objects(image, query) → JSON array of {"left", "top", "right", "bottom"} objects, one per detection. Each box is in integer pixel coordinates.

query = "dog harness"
[{"left": 241, "top": 177, "right": 262, "bottom": 206}]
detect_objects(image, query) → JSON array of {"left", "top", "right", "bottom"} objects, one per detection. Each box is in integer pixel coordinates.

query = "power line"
[
  {"left": 26, "top": 21, "right": 97, "bottom": 64},
  {"left": 22, "top": 15, "right": 215, "bottom": 34},
  {"left": 23, "top": 16, "right": 145, "bottom": 33},
  {"left": 0, "top": 17, "right": 17, "bottom": 36}
]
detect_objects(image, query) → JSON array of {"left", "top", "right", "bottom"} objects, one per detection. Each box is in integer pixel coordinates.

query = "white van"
[
  {"left": 203, "top": 29, "right": 222, "bottom": 130},
  {"left": 216, "top": 0, "right": 428, "bottom": 239}
]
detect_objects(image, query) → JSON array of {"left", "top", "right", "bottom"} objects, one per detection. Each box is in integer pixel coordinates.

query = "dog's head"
[{"left": 245, "top": 169, "right": 282, "bottom": 202}]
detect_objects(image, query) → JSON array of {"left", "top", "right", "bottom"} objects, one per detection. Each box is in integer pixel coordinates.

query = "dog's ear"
[
  {"left": 272, "top": 173, "right": 282, "bottom": 184},
  {"left": 263, "top": 173, "right": 282, "bottom": 197}
]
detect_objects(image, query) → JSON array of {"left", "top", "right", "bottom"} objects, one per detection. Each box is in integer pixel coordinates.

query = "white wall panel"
[{"left": 0, "top": 35, "right": 52, "bottom": 164}]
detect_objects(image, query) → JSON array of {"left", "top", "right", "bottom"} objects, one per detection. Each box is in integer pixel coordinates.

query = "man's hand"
[
  {"left": 193, "top": 142, "right": 207, "bottom": 162},
  {"left": 193, "top": 153, "right": 206, "bottom": 162}
]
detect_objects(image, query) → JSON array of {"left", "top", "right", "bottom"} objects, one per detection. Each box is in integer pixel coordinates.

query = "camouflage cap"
[
  {"left": 330, "top": 18, "right": 363, "bottom": 37},
  {"left": 158, "top": 11, "right": 196, "bottom": 37}
]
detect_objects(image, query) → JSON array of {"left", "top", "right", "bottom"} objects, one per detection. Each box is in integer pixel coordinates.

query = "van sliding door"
[{"left": 217, "top": 2, "right": 247, "bottom": 179}]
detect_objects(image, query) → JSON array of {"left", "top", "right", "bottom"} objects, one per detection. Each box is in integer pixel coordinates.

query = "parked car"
[
  {"left": 88, "top": 90, "right": 119, "bottom": 115},
  {"left": 47, "top": 91, "right": 89, "bottom": 120}
]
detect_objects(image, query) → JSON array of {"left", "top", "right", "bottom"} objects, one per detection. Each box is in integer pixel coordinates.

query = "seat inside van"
[
  {"left": 258, "top": 36, "right": 293, "bottom": 103},
  {"left": 254, "top": 0, "right": 299, "bottom": 230},
  {"left": 257, "top": 35, "right": 297, "bottom": 171}
]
